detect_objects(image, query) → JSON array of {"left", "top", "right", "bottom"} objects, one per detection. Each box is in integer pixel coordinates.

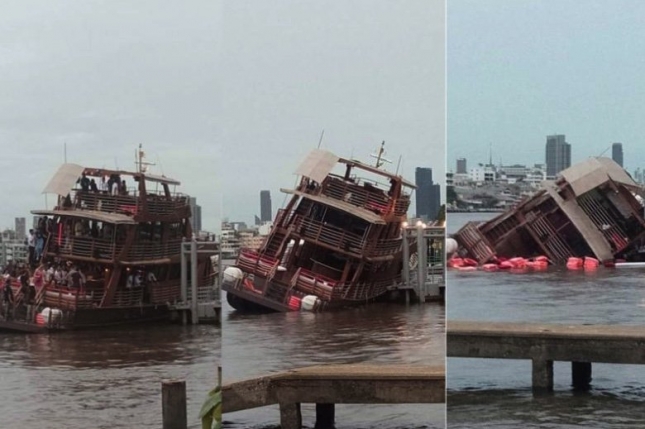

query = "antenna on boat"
[
  {"left": 370, "top": 141, "right": 391, "bottom": 169},
  {"left": 135, "top": 144, "right": 155, "bottom": 173},
  {"left": 598, "top": 146, "right": 610, "bottom": 157},
  {"left": 395, "top": 155, "right": 402, "bottom": 175},
  {"left": 317, "top": 129, "right": 325, "bottom": 149}
]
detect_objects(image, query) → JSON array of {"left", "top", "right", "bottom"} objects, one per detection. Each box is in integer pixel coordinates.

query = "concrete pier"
[
  {"left": 448, "top": 321, "right": 645, "bottom": 391},
  {"left": 223, "top": 364, "right": 444, "bottom": 428}
]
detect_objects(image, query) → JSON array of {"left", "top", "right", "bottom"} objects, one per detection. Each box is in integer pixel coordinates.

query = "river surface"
[
  {"left": 447, "top": 212, "right": 645, "bottom": 428},
  {"left": 0, "top": 323, "right": 220, "bottom": 429},
  {"left": 222, "top": 292, "right": 445, "bottom": 428}
]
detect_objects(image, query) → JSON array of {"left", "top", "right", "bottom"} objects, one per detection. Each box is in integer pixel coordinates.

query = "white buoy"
[
  {"left": 301, "top": 295, "right": 319, "bottom": 311},
  {"left": 446, "top": 238, "right": 458, "bottom": 255},
  {"left": 223, "top": 267, "right": 243, "bottom": 283}
]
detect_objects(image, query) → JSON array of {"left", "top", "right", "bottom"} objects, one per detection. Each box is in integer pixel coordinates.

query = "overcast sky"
[
  {"left": 2, "top": 1, "right": 444, "bottom": 233},
  {"left": 1, "top": 1, "right": 221, "bottom": 231},
  {"left": 448, "top": 0, "right": 645, "bottom": 175},
  {"left": 219, "top": 0, "right": 445, "bottom": 225}
]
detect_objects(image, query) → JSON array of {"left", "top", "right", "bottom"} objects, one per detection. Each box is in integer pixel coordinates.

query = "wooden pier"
[
  {"left": 222, "top": 364, "right": 444, "bottom": 429},
  {"left": 448, "top": 321, "right": 645, "bottom": 391}
]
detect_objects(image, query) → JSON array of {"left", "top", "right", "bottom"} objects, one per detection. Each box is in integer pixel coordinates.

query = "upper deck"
[
  {"left": 40, "top": 164, "right": 191, "bottom": 222},
  {"left": 287, "top": 149, "right": 415, "bottom": 222}
]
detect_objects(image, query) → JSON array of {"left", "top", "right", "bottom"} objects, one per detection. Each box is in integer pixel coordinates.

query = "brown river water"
[{"left": 0, "top": 323, "right": 219, "bottom": 429}]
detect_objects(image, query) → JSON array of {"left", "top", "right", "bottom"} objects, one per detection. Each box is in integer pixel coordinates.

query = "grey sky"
[
  {"left": 1, "top": 1, "right": 444, "bottom": 233},
  {"left": 219, "top": 0, "right": 445, "bottom": 225},
  {"left": 448, "top": 0, "right": 645, "bottom": 175},
  {"left": 1, "top": 1, "right": 221, "bottom": 231}
]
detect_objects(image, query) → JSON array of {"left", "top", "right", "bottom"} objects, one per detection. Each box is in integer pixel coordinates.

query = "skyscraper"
[
  {"left": 456, "top": 158, "right": 467, "bottom": 174},
  {"left": 545, "top": 134, "right": 571, "bottom": 177},
  {"left": 188, "top": 197, "right": 202, "bottom": 233},
  {"left": 260, "top": 190, "right": 272, "bottom": 222},
  {"left": 612, "top": 142, "right": 623, "bottom": 167},
  {"left": 15, "top": 217, "right": 26, "bottom": 241},
  {"left": 415, "top": 167, "right": 441, "bottom": 221}
]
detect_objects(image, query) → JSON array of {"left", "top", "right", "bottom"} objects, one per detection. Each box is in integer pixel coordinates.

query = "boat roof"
[
  {"left": 31, "top": 209, "right": 137, "bottom": 225},
  {"left": 281, "top": 188, "right": 387, "bottom": 224},
  {"left": 294, "top": 149, "right": 416, "bottom": 189},
  {"left": 557, "top": 157, "right": 640, "bottom": 196},
  {"left": 42, "top": 163, "right": 180, "bottom": 196}
]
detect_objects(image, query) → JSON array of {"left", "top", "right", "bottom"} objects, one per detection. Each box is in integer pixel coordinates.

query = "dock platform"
[
  {"left": 448, "top": 320, "right": 645, "bottom": 391},
  {"left": 223, "top": 364, "right": 444, "bottom": 429}
]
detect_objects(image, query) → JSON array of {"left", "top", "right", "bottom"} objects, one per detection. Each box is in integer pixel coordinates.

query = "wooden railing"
[
  {"left": 73, "top": 191, "right": 189, "bottom": 217},
  {"left": 321, "top": 177, "right": 392, "bottom": 216},
  {"left": 290, "top": 268, "right": 399, "bottom": 302},
  {"left": 126, "top": 238, "right": 182, "bottom": 261},
  {"left": 47, "top": 234, "right": 120, "bottom": 260},
  {"left": 43, "top": 285, "right": 102, "bottom": 309},
  {"left": 293, "top": 214, "right": 366, "bottom": 253},
  {"left": 237, "top": 249, "right": 280, "bottom": 278}
]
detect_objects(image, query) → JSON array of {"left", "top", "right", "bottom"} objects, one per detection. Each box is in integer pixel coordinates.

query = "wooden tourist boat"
[
  {"left": 222, "top": 146, "right": 416, "bottom": 312},
  {"left": 0, "top": 149, "right": 217, "bottom": 331},
  {"left": 453, "top": 157, "right": 645, "bottom": 266}
]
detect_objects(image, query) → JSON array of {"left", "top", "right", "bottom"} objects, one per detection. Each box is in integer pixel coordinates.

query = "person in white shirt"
[{"left": 27, "top": 229, "right": 35, "bottom": 265}]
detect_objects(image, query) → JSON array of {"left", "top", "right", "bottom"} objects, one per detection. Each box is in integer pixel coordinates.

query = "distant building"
[
  {"left": 545, "top": 134, "right": 571, "bottom": 177},
  {"left": 15, "top": 217, "right": 26, "bottom": 241},
  {"left": 260, "top": 190, "right": 272, "bottom": 222},
  {"left": 612, "top": 142, "right": 623, "bottom": 167},
  {"left": 456, "top": 158, "right": 467, "bottom": 174},
  {"left": 415, "top": 167, "right": 441, "bottom": 221},
  {"left": 188, "top": 197, "right": 202, "bottom": 233},
  {"left": 0, "top": 229, "right": 28, "bottom": 266}
]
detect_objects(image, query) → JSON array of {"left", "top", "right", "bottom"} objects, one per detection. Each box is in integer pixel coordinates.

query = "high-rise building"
[
  {"left": 188, "top": 197, "right": 202, "bottom": 233},
  {"left": 545, "top": 134, "right": 571, "bottom": 177},
  {"left": 260, "top": 190, "right": 272, "bottom": 222},
  {"left": 415, "top": 167, "right": 441, "bottom": 221},
  {"left": 456, "top": 158, "right": 467, "bottom": 174},
  {"left": 612, "top": 142, "right": 623, "bottom": 167},
  {"left": 15, "top": 217, "right": 26, "bottom": 241}
]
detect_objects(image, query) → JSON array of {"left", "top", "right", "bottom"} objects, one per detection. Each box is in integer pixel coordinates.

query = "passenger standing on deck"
[
  {"left": 34, "top": 231, "right": 44, "bottom": 262},
  {"left": 2, "top": 275, "right": 14, "bottom": 320},
  {"left": 67, "top": 266, "right": 86, "bottom": 290},
  {"left": 78, "top": 173, "right": 90, "bottom": 192},
  {"left": 90, "top": 179, "right": 98, "bottom": 192},
  {"left": 27, "top": 229, "right": 35, "bottom": 266}
]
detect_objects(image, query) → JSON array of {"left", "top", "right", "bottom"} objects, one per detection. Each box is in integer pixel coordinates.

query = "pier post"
[
  {"left": 531, "top": 357, "right": 553, "bottom": 392},
  {"left": 162, "top": 380, "right": 187, "bottom": 429},
  {"left": 191, "top": 238, "right": 199, "bottom": 325},
  {"left": 402, "top": 227, "right": 410, "bottom": 288},
  {"left": 315, "top": 403, "right": 335, "bottom": 429},
  {"left": 279, "top": 402, "right": 302, "bottom": 429},
  {"left": 180, "top": 239, "right": 188, "bottom": 325},
  {"left": 571, "top": 362, "right": 592, "bottom": 390},
  {"left": 416, "top": 224, "right": 426, "bottom": 303}
]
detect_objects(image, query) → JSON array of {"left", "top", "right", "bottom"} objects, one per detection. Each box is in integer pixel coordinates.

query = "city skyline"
[{"left": 448, "top": 0, "right": 645, "bottom": 176}]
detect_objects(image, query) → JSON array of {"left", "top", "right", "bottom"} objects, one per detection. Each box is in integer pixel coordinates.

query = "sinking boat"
[
  {"left": 0, "top": 148, "right": 217, "bottom": 332},
  {"left": 453, "top": 157, "right": 645, "bottom": 266},
  {"left": 222, "top": 146, "right": 416, "bottom": 312}
]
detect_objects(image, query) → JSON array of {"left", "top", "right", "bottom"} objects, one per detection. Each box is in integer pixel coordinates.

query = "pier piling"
[
  {"left": 162, "top": 380, "right": 187, "bottom": 429},
  {"left": 315, "top": 403, "right": 336, "bottom": 429},
  {"left": 531, "top": 357, "right": 554, "bottom": 392},
  {"left": 280, "top": 402, "right": 302, "bottom": 429},
  {"left": 572, "top": 362, "right": 592, "bottom": 390}
]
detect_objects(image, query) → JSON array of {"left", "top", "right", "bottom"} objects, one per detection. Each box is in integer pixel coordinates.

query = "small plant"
[{"left": 199, "top": 384, "right": 222, "bottom": 429}]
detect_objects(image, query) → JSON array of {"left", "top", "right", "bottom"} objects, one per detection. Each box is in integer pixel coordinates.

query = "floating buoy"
[
  {"left": 509, "top": 257, "right": 527, "bottom": 269},
  {"left": 457, "top": 266, "right": 478, "bottom": 271},
  {"left": 566, "top": 257, "right": 583, "bottom": 270},
  {"left": 462, "top": 258, "right": 478, "bottom": 267},
  {"left": 482, "top": 263, "right": 499, "bottom": 272},
  {"left": 498, "top": 261, "right": 513, "bottom": 269},
  {"left": 288, "top": 295, "right": 301, "bottom": 310},
  {"left": 448, "top": 257, "right": 464, "bottom": 268},
  {"left": 584, "top": 256, "right": 599, "bottom": 270}
]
